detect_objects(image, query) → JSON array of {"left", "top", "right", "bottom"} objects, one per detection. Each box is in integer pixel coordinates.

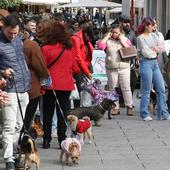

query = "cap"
[{"left": 119, "top": 15, "right": 131, "bottom": 23}]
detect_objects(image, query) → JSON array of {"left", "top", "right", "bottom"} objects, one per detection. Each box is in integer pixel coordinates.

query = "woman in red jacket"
[
  {"left": 71, "top": 25, "right": 94, "bottom": 107},
  {"left": 37, "top": 20, "right": 79, "bottom": 148}
]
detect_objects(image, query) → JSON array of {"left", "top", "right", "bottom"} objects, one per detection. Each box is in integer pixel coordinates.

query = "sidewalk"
[{"left": 1, "top": 90, "right": 170, "bottom": 170}]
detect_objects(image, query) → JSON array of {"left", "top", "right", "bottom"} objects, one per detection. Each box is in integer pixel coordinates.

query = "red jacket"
[
  {"left": 76, "top": 119, "right": 91, "bottom": 133},
  {"left": 72, "top": 30, "right": 94, "bottom": 76},
  {"left": 41, "top": 43, "right": 79, "bottom": 91}
]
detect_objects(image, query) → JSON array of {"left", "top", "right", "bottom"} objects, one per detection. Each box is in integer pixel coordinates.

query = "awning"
[
  {"left": 22, "top": 0, "right": 78, "bottom": 5},
  {"left": 59, "top": 0, "right": 122, "bottom": 8}
]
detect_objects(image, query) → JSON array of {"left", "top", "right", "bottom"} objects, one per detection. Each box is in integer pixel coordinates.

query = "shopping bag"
[{"left": 69, "top": 83, "right": 80, "bottom": 100}]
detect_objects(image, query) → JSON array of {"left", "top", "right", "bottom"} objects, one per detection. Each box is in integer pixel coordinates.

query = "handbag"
[
  {"left": 69, "top": 83, "right": 80, "bottom": 100},
  {"left": 118, "top": 46, "right": 137, "bottom": 61},
  {"left": 141, "top": 47, "right": 157, "bottom": 59}
]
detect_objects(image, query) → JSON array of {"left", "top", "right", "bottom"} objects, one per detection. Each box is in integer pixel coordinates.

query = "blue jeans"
[{"left": 140, "top": 59, "right": 170, "bottom": 119}]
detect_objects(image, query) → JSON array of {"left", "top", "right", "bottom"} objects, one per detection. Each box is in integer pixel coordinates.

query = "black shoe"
[
  {"left": 43, "top": 141, "right": 50, "bottom": 149},
  {"left": 5, "top": 162, "right": 15, "bottom": 170},
  {"left": 15, "top": 159, "right": 24, "bottom": 170}
]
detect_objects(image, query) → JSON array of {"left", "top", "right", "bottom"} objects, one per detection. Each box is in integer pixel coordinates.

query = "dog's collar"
[{"left": 99, "top": 104, "right": 106, "bottom": 112}]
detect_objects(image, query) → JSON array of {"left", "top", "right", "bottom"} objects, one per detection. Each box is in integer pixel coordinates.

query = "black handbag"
[{"left": 118, "top": 46, "right": 137, "bottom": 61}]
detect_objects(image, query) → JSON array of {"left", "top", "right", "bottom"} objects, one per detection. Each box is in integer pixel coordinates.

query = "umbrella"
[{"left": 59, "top": 0, "right": 122, "bottom": 8}]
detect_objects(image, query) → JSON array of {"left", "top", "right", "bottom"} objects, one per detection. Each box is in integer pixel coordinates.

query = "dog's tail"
[{"left": 28, "top": 138, "right": 36, "bottom": 153}]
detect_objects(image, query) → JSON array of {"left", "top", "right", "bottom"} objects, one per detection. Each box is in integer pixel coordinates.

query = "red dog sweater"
[{"left": 76, "top": 119, "right": 91, "bottom": 133}]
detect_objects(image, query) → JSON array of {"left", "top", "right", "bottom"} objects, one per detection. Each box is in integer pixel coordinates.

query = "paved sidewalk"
[{"left": 1, "top": 91, "right": 170, "bottom": 170}]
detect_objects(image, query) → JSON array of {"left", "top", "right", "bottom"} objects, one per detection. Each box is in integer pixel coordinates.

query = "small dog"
[
  {"left": 149, "top": 89, "right": 157, "bottom": 115},
  {"left": 19, "top": 133, "right": 40, "bottom": 170},
  {"left": 67, "top": 115, "right": 93, "bottom": 144},
  {"left": 31, "top": 121, "right": 44, "bottom": 137},
  {"left": 60, "top": 137, "right": 81, "bottom": 165},
  {"left": 68, "top": 98, "right": 115, "bottom": 126}
]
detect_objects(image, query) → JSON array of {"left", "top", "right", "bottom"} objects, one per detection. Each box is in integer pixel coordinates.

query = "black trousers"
[
  {"left": 24, "top": 96, "right": 40, "bottom": 131},
  {"left": 42, "top": 90, "right": 71, "bottom": 145}
]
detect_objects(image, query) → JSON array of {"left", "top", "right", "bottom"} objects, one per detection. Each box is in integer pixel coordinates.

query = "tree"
[{"left": 0, "top": 0, "right": 22, "bottom": 9}]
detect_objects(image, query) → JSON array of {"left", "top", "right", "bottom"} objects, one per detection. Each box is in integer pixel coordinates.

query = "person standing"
[
  {"left": 37, "top": 20, "right": 79, "bottom": 149},
  {"left": 21, "top": 32, "right": 49, "bottom": 135},
  {"left": 0, "top": 15, "right": 31, "bottom": 170},
  {"left": 98, "top": 24, "right": 135, "bottom": 116},
  {"left": 137, "top": 17, "right": 170, "bottom": 121},
  {"left": 71, "top": 24, "right": 94, "bottom": 107}
]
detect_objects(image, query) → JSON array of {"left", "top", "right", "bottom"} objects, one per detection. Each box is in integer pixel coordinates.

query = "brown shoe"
[
  {"left": 127, "top": 106, "right": 135, "bottom": 116},
  {"left": 111, "top": 108, "right": 120, "bottom": 115}
]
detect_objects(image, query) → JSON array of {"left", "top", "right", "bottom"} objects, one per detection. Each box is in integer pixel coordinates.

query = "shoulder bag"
[
  {"left": 41, "top": 48, "right": 65, "bottom": 87},
  {"left": 47, "top": 48, "right": 65, "bottom": 69},
  {"left": 118, "top": 46, "right": 137, "bottom": 61}
]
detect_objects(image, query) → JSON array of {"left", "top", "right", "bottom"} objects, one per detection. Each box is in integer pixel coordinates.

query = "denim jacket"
[{"left": 0, "top": 31, "right": 31, "bottom": 93}]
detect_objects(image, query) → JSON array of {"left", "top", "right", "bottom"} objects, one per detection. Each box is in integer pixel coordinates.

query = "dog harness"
[
  {"left": 76, "top": 119, "right": 91, "bottom": 133},
  {"left": 61, "top": 137, "right": 81, "bottom": 154}
]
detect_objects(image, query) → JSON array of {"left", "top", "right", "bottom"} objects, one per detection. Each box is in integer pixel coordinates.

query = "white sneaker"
[
  {"left": 143, "top": 116, "right": 153, "bottom": 121},
  {"left": 162, "top": 116, "right": 170, "bottom": 120}
]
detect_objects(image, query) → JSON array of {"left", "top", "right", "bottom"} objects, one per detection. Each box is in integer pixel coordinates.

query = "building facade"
[{"left": 144, "top": 0, "right": 170, "bottom": 36}]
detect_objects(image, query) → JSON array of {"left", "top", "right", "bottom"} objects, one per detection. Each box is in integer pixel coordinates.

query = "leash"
[
  {"left": 11, "top": 73, "right": 29, "bottom": 145},
  {"left": 51, "top": 90, "right": 72, "bottom": 130},
  {"left": 51, "top": 90, "right": 81, "bottom": 136},
  {"left": 99, "top": 103, "right": 106, "bottom": 112},
  {"left": 11, "top": 73, "right": 27, "bottom": 132}
]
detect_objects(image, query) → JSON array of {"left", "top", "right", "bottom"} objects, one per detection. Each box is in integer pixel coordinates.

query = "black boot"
[{"left": 43, "top": 140, "right": 50, "bottom": 149}]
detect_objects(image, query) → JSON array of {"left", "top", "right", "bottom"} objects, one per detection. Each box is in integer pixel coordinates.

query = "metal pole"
[{"left": 130, "top": 0, "right": 135, "bottom": 30}]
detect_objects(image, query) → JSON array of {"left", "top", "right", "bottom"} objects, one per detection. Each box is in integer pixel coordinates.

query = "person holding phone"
[{"left": 98, "top": 24, "right": 135, "bottom": 116}]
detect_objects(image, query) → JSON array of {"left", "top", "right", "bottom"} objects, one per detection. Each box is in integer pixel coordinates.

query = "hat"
[
  {"left": 119, "top": 15, "right": 131, "bottom": 23},
  {"left": 0, "top": 9, "right": 10, "bottom": 18}
]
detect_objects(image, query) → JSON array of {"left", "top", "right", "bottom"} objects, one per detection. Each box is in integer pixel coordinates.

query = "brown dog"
[
  {"left": 60, "top": 137, "right": 81, "bottom": 165},
  {"left": 67, "top": 115, "right": 93, "bottom": 144},
  {"left": 19, "top": 134, "right": 40, "bottom": 170}
]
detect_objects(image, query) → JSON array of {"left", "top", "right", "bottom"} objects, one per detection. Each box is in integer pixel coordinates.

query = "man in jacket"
[{"left": 0, "top": 15, "right": 31, "bottom": 170}]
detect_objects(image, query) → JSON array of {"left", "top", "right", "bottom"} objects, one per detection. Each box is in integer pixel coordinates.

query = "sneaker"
[
  {"left": 162, "top": 116, "right": 170, "bottom": 120},
  {"left": 143, "top": 116, "right": 153, "bottom": 121},
  {"left": 5, "top": 162, "right": 15, "bottom": 170}
]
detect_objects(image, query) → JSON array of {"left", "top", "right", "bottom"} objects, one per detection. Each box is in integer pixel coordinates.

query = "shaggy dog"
[
  {"left": 19, "top": 133, "right": 40, "bottom": 170},
  {"left": 68, "top": 98, "right": 115, "bottom": 126},
  {"left": 67, "top": 115, "right": 93, "bottom": 144},
  {"left": 60, "top": 137, "right": 81, "bottom": 165}
]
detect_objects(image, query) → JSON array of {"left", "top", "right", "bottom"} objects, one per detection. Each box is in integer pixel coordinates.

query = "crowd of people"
[{"left": 0, "top": 8, "right": 170, "bottom": 170}]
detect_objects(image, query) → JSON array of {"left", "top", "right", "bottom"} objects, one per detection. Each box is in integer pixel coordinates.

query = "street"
[{"left": 1, "top": 90, "right": 170, "bottom": 170}]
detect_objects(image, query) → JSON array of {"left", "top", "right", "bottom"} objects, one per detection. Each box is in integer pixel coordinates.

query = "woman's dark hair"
[
  {"left": 110, "top": 23, "right": 124, "bottom": 34},
  {"left": 137, "top": 17, "right": 154, "bottom": 35},
  {"left": 82, "top": 25, "right": 95, "bottom": 41},
  {"left": 37, "top": 20, "right": 72, "bottom": 49}
]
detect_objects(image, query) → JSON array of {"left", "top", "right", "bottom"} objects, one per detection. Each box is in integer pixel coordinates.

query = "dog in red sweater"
[{"left": 67, "top": 115, "right": 93, "bottom": 144}]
